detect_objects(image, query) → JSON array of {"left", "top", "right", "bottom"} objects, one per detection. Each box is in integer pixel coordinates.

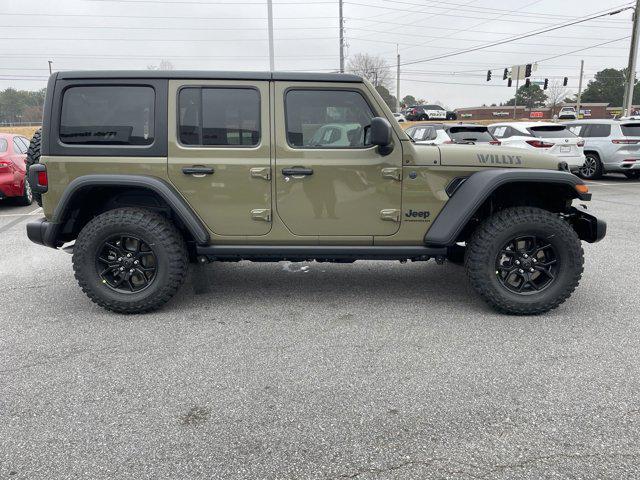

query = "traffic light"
[
  {"left": 507, "top": 78, "right": 513, "bottom": 87},
  {"left": 543, "top": 78, "right": 549, "bottom": 90},
  {"left": 503, "top": 68, "right": 509, "bottom": 80},
  {"left": 525, "top": 78, "right": 531, "bottom": 88},
  {"left": 524, "top": 63, "right": 532, "bottom": 78},
  {"left": 487, "top": 70, "right": 492, "bottom": 81},
  {"left": 563, "top": 77, "right": 568, "bottom": 86}
]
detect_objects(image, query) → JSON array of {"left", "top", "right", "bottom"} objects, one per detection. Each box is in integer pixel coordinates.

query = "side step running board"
[{"left": 195, "top": 245, "right": 447, "bottom": 261}]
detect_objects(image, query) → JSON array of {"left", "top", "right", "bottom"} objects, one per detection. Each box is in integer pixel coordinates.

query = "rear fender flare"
[{"left": 52, "top": 174, "right": 209, "bottom": 245}]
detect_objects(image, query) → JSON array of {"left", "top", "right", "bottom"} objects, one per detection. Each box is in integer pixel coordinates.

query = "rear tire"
[
  {"left": 25, "top": 128, "right": 42, "bottom": 207},
  {"left": 72, "top": 208, "right": 188, "bottom": 314},
  {"left": 579, "top": 152, "right": 603, "bottom": 180},
  {"left": 419, "top": 114, "right": 429, "bottom": 121},
  {"left": 14, "top": 178, "right": 33, "bottom": 206},
  {"left": 465, "top": 207, "right": 584, "bottom": 315}
]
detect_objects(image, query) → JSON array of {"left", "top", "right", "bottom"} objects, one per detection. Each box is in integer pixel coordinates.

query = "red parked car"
[{"left": 0, "top": 133, "right": 33, "bottom": 206}]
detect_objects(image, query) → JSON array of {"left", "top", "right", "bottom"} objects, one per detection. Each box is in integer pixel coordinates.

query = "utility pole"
[
  {"left": 396, "top": 45, "right": 400, "bottom": 112},
  {"left": 513, "top": 65, "right": 520, "bottom": 120},
  {"left": 576, "top": 59, "right": 584, "bottom": 118},
  {"left": 623, "top": 0, "right": 640, "bottom": 116},
  {"left": 339, "top": 0, "right": 344, "bottom": 73},
  {"left": 267, "top": 0, "right": 274, "bottom": 71},
  {"left": 48, "top": 60, "right": 53, "bottom": 75}
]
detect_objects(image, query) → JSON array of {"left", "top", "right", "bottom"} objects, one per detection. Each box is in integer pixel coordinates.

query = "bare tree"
[
  {"left": 346, "top": 53, "right": 391, "bottom": 88},
  {"left": 546, "top": 80, "right": 570, "bottom": 116},
  {"left": 147, "top": 60, "right": 175, "bottom": 71}
]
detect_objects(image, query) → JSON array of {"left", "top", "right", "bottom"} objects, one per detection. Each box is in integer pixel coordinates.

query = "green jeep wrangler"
[{"left": 26, "top": 71, "right": 605, "bottom": 315}]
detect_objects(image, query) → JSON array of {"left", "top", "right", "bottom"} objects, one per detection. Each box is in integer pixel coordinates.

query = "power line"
[{"left": 398, "top": 4, "right": 635, "bottom": 66}]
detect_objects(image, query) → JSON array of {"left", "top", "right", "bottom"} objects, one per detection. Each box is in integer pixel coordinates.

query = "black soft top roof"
[{"left": 54, "top": 70, "right": 363, "bottom": 83}]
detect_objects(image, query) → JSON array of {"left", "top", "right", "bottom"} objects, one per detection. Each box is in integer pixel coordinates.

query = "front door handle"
[
  {"left": 182, "top": 166, "right": 214, "bottom": 176},
  {"left": 282, "top": 167, "right": 313, "bottom": 177}
]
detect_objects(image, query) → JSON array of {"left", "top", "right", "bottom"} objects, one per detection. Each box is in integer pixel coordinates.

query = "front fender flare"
[{"left": 424, "top": 169, "right": 589, "bottom": 247}]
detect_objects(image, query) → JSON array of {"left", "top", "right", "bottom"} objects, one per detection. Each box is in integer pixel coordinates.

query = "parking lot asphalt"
[{"left": 1, "top": 176, "right": 640, "bottom": 479}]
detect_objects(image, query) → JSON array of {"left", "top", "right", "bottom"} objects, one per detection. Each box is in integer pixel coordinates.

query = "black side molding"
[
  {"left": 424, "top": 168, "right": 589, "bottom": 247},
  {"left": 52, "top": 174, "right": 209, "bottom": 245}
]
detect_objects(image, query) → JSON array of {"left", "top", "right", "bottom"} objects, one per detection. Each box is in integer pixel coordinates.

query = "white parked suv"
[
  {"left": 488, "top": 122, "right": 585, "bottom": 173},
  {"left": 565, "top": 119, "right": 640, "bottom": 179}
]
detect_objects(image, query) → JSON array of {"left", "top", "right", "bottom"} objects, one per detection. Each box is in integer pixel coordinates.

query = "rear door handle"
[
  {"left": 282, "top": 167, "right": 313, "bottom": 176},
  {"left": 182, "top": 166, "right": 214, "bottom": 176}
]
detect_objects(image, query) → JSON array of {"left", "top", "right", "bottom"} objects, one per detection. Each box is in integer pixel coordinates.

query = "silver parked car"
[{"left": 565, "top": 120, "right": 640, "bottom": 179}]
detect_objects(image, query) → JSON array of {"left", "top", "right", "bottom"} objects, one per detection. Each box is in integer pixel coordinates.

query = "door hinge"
[
  {"left": 251, "top": 208, "right": 272, "bottom": 222},
  {"left": 250, "top": 167, "right": 271, "bottom": 181},
  {"left": 381, "top": 167, "right": 402, "bottom": 181},
  {"left": 380, "top": 209, "right": 401, "bottom": 222}
]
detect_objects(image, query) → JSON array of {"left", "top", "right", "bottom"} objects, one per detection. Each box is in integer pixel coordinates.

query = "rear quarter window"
[
  {"left": 60, "top": 85, "right": 155, "bottom": 145},
  {"left": 621, "top": 123, "right": 640, "bottom": 137},
  {"left": 447, "top": 127, "right": 494, "bottom": 143}
]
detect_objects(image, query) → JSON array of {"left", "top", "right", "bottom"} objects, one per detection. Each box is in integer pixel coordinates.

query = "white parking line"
[{"left": 0, "top": 207, "right": 42, "bottom": 218}]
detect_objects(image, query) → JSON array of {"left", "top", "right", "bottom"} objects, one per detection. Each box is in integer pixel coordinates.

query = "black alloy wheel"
[
  {"left": 96, "top": 235, "right": 157, "bottom": 293},
  {"left": 495, "top": 235, "right": 558, "bottom": 294}
]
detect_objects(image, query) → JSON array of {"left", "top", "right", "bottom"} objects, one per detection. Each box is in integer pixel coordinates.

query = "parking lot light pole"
[
  {"left": 513, "top": 66, "right": 520, "bottom": 120},
  {"left": 339, "top": 0, "right": 344, "bottom": 73},
  {"left": 267, "top": 0, "right": 274, "bottom": 71},
  {"left": 576, "top": 59, "right": 584, "bottom": 118},
  {"left": 623, "top": 0, "right": 640, "bottom": 116},
  {"left": 396, "top": 45, "right": 400, "bottom": 113}
]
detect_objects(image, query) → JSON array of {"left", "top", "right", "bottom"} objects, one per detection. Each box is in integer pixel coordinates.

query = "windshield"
[
  {"left": 528, "top": 125, "right": 575, "bottom": 138},
  {"left": 447, "top": 127, "right": 494, "bottom": 143},
  {"left": 621, "top": 123, "right": 640, "bottom": 137}
]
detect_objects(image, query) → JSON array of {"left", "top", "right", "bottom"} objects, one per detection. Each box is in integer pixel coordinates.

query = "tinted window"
[
  {"left": 423, "top": 105, "right": 444, "bottom": 110},
  {"left": 0, "top": 138, "right": 7, "bottom": 153},
  {"left": 528, "top": 126, "right": 575, "bottom": 138},
  {"left": 621, "top": 123, "right": 640, "bottom": 137},
  {"left": 60, "top": 86, "right": 155, "bottom": 145},
  {"left": 285, "top": 89, "right": 374, "bottom": 148},
  {"left": 586, "top": 124, "right": 611, "bottom": 138},
  {"left": 178, "top": 87, "right": 260, "bottom": 146},
  {"left": 13, "top": 138, "right": 27, "bottom": 154},
  {"left": 447, "top": 127, "right": 494, "bottom": 143}
]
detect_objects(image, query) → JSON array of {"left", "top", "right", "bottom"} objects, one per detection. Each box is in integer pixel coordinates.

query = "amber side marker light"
[{"left": 575, "top": 184, "right": 589, "bottom": 194}]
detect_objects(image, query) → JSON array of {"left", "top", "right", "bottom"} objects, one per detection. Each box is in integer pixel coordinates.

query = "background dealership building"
[{"left": 454, "top": 102, "right": 634, "bottom": 120}]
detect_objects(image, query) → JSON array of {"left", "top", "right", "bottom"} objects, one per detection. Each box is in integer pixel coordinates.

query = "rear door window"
[
  {"left": 586, "top": 124, "right": 611, "bottom": 137},
  {"left": 621, "top": 123, "right": 640, "bottom": 137},
  {"left": 60, "top": 85, "right": 155, "bottom": 145},
  {"left": 528, "top": 125, "right": 575, "bottom": 138},
  {"left": 178, "top": 87, "right": 260, "bottom": 146}
]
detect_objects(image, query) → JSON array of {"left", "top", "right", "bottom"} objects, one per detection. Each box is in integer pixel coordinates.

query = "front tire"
[
  {"left": 465, "top": 207, "right": 584, "bottom": 315},
  {"left": 579, "top": 153, "right": 603, "bottom": 180},
  {"left": 72, "top": 208, "right": 188, "bottom": 313}
]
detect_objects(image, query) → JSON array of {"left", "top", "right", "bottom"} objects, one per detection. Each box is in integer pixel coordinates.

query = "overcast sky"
[{"left": 1, "top": 0, "right": 636, "bottom": 108}]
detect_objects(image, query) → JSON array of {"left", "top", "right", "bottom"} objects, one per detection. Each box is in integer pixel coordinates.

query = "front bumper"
[
  {"left": 26, "top": 217, "right": 61, "bottom": 248},
  {"left": 568, "top": 206, "right": 606, "bottom": 243}
]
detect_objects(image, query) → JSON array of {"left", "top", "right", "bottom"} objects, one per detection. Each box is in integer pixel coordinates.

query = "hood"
[{"left": 411, "top": 143, "right": 562, "bottom": 170}]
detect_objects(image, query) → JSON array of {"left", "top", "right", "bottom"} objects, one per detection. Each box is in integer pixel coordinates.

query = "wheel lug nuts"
[
  {"left": 515, "top": 260, "right": 520, "bottom": 265},
  {"left": 523, "top": 254, "right": 528, "bottom": 258},
  {"left": 118, "top": 257, "right": 122, "bottom": 261},
  {"left": 129, "top": 269, "right": 134, "bottom": 273},
  {"left": 530, "top": 268, "right": 535, "bottom": 272},
  {"left": 518, "top": 269, "right": 524, "bottom": 273},
  {"left": 120, "top": 267, "right": 124, "bottom": 271},
  {"left": 134, "top": 260, "right": 139, "bottom": 265},
  {"left": 127, "top": 253, "right": 132, "bottom": 258},
  {"left": 532, "top": 258, "right": 537, "bottom": 263}
]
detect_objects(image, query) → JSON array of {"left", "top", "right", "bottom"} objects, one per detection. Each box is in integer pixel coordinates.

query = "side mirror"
[{"left": 370, "top": 117, "right": 393, "bottom": 155}]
